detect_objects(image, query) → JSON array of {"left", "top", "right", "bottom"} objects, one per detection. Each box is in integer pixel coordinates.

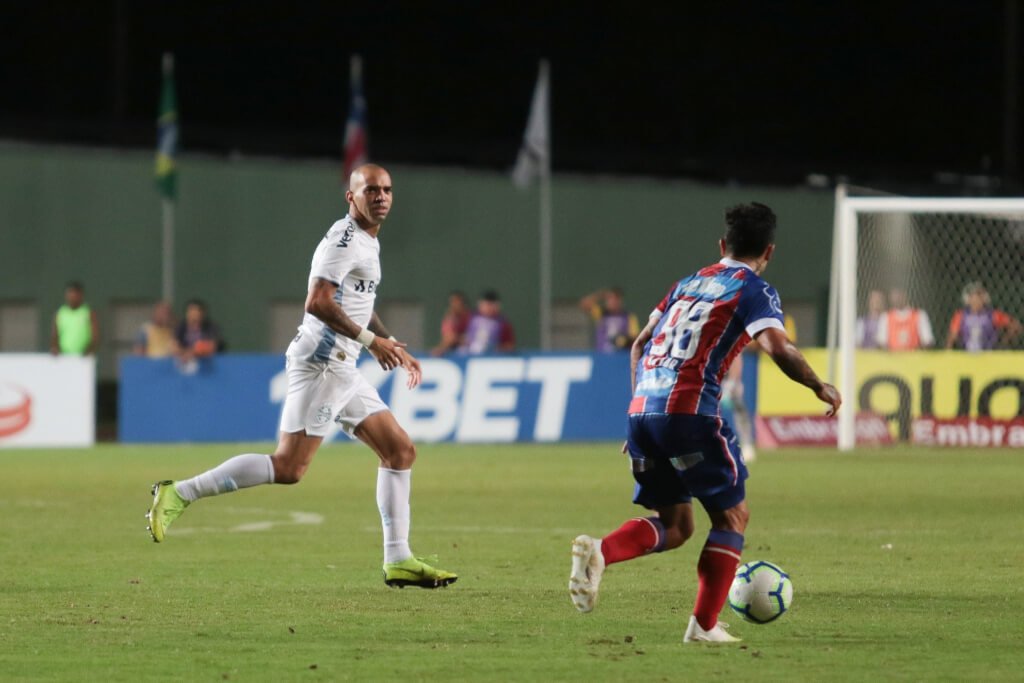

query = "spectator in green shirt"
[{"left": 50, "top": 281, "right": 99, "bottom": 356}]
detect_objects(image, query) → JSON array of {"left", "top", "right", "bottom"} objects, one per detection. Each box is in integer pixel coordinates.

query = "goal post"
[{"left": 829, "top": 193, "right": 1024, "bottom": 451}]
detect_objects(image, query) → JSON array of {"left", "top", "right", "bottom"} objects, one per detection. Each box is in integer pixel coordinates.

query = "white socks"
[
  {"left": 175, "top": 453, "right": 275, "bottom": 502},
  {"left": 377, "top": 468, "right": 412, "bottom": 563},
  {"left": 173, "top": 457, "right": 413, "bottom": 564}
]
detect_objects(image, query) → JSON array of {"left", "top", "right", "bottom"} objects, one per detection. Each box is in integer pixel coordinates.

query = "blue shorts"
[{"left": 626, "top": 413, "right": 749, "bottom": 513}]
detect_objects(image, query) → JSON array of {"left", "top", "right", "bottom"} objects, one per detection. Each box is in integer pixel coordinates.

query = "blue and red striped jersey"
[{"left": 629, "top": 258, "right": 786, "bottom": 416}]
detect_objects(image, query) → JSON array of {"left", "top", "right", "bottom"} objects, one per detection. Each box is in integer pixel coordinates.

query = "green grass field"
[{"left": 1, "top": 444, "right": 1022, "bottom": 681}]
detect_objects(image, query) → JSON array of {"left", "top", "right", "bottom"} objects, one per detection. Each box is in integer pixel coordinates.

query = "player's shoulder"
[
  {"left": 695, "top": 262, "right": 728, "bottom": 278},
  {"left": 321, "top": 216, "right": 360, "bottom": 249},
  {"left": 736, "top": 267, "right": 773, "bottom": 291},
  {"left": 739, "top": 272, "right": 783, "bottom": 310}
]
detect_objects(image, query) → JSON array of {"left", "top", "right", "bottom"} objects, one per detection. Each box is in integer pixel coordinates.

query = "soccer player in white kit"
[{"left": 146, "top": 164, "right": 457, "bottom": 589}]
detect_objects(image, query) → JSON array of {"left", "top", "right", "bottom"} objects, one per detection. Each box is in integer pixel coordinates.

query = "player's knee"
[
  {"left": 383, "top": 441, "right": 416, "bottom": 470},
  {"left": 725, "top": 504, "right": 750, "bottom": 533},
  {"left": 271, "top": 455, "right": 308, "bottom": 485},
  {"left": 662, "top": 518, "right": 695, "bottom": 550}
]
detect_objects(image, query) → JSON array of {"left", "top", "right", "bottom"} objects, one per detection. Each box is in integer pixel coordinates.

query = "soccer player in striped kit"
[{"left": 569, "top": 203, "right": 841, "bottom": 642}]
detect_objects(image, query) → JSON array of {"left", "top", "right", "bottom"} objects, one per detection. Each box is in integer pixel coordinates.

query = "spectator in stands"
[
  {"left": 430, "top": 290, "right": 471, "bottom": 356},
  {"left": 578, "top": 286, "right": 639, "bottom": 352},
  {"left": 134, "top": 301, "right": 176, "bottom": 358},
  {"left": 856, "top": 289, "right": 886, "bottom": 349},
  {"left": 175, "top": 299, "right": 224, "bottom": 362},
  {"left": 50, "top": 281, "right": 99, "bottom": 356},
  {"left": 459, "top": 290, "right": 515, "bottom": 354},
  {"left": 877, "top": 287, "right": 934, "bottom": 350},
  {"left": 945, "top": 281, "right": 1022, "bottom": 351}
]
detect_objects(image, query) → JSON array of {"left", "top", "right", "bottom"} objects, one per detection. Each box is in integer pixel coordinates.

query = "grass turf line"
[{"left": 0, "top": 444, "right": 1022, "bottom": 681}]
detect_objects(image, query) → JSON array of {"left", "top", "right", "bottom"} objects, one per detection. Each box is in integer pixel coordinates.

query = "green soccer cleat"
[
  {"left": 146, "top": 480, "right": 189, "bottom": 543},
  {"left": 382, "top": 557, "right": 458, "bottom": 589}
]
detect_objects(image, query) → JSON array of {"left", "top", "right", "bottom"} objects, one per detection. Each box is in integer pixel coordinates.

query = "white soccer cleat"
[
  {"left": 683, "top": 615, "right": 742, "bottom": 643},
  {"left": 569, "top": 534, "right": 606, "bottom": 613}
]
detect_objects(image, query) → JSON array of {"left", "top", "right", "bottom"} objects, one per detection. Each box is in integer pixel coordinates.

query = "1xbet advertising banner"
[
  {"left": 0, "top": 354, "right": 95, "bottom": 447},
  {"left": 120, "top": 353, "right": 634, "bottom": 443},
  {"left": 756, "top": 349, "right": 1024, "bottom": 447}
]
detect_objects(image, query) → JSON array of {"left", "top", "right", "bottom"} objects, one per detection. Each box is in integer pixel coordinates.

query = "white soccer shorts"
[{"left": 278, "top": 356, "right": 388, "bottom": 437}]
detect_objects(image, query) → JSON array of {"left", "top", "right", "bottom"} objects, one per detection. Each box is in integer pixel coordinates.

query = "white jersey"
[{"left": 286, "top": 215, "right": 381, "bottom": 365}]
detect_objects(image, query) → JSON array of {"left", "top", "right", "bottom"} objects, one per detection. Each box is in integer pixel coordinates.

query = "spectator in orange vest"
[{"left": 876, "top": 287, "right": 934, "bottom": 350}]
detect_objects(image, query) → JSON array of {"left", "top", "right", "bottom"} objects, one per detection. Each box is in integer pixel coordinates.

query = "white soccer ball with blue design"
[{"left": 728, "top": 560, "right": 793, "bottom": 624}]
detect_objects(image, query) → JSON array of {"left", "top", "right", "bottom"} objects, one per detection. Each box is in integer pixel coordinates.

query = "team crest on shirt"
[
  {"left": 764, "top": 284, "right": 782, "bottom": 314},
  {"left": 314, "top": 403, "right": 332, "bottom": 425}
]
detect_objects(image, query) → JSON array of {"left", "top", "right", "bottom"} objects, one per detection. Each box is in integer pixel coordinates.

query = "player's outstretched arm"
[
  {"left": 755, "top": 327, "right": 841, "bottom": 416},
  {"left": 305, "top": 278, "right": 405, "bottom": 371}
]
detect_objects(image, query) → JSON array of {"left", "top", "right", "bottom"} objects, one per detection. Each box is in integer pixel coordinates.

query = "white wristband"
[{"left": 356, "top": 328, "right": 376, "bottom": 347}]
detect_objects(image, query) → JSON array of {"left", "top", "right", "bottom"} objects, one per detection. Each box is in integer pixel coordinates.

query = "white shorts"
[{"left": 279, "top": 357, "right": 388, "bottom": 437}]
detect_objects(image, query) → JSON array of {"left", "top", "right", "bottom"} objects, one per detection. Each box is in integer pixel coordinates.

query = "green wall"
[{"left": 0, "top": 142, "right": 834, "bottom": 362}]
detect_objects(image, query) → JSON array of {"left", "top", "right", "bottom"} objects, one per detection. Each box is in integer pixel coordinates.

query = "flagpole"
[
  {"left": 162, "top": 197, "right": 174, "bottom": 303},
  {"left": 158, "top": 51, "right": 177, "bottom": 304},
  {"left": 538, "top": 60, "right": 552, "bottom": 351}
]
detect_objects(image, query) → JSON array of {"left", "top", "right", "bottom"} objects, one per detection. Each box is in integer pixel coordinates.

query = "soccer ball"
[{"left": 728, "top": 560, "right": 793, "bottom": 624}]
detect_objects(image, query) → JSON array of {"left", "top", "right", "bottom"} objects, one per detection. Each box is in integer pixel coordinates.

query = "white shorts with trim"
[{"left": 279, "top": 357, "right": 388, "bottom": 437}]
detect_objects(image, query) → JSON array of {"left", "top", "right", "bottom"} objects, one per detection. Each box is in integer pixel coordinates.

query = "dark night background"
[{"left": 3, "top": 1, "right": 1021, "bottom": 188}]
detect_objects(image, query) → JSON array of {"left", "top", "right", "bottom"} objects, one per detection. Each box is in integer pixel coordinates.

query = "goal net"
[{"left": 827, "top": 189, "right": 1024, "bottom": 450}]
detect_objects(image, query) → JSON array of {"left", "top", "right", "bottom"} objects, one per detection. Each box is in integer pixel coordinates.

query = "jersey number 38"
[{"left": 648, "top": 300, "right": 713, "bottom": 362}]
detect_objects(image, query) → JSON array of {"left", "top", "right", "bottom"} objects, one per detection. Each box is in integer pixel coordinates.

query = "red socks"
[
  {"left": 600, "top": 520, "right": 745, "bottom": 631},
  {"left": 693, "top": 529, "right": 745, "bottom": 630},
  {"left": 600, "top": 517, "right": 666, "bottom": 565}
]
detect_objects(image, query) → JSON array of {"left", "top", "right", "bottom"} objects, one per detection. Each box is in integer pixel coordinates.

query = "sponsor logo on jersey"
[
  {"left": 353, "top": 279, "right": 377, "bottom": 293},
  {"left": 336, "top": 223, "right": 355, "bottom": 248}
]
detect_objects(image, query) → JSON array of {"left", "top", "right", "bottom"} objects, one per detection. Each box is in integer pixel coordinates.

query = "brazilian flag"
[{"left": 155, "top": 53, "right": 178, "bottom": 200}]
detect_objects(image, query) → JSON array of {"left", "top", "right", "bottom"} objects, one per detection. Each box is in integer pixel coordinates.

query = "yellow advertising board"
[{"left": 757, "top": 350, "right": 1024, "bottom": 440}]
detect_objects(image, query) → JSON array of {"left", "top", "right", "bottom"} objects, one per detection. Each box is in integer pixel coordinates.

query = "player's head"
[
  {"left": 347, "top": 164, "right": 393, "bottom": 228},
  {"left": 962, "top": 281, "right": 990, "bottom": 311},
  {"left": 720, "top": 203, "right": 776, "bottom": 273},
  {"left": 64, "top": 281, "right": 84, "bottom": 308},
  {"left": 479, "top": 289, "right": 501, "bottom": 316}
]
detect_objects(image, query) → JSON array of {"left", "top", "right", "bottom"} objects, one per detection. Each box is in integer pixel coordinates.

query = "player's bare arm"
[
  {"left": 629, "top": 318, "right": 657, "bottom": 394},
  {"left": 305, "top": 277, "right": 405, "bottom": 371},
  {"left": 755, "top": 327, "right": 841, "bottom": 415},
  {"left": 622, "top": 318, "right": 658, "bottom": 453},
  {"left": 368, "top": 311, "right": 422, "bottom": 389}
]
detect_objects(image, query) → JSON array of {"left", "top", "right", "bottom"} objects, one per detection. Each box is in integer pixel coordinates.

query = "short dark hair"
[
  {"left": 723, "top": 203, "right": 776, "bottom": 258},
  {"left": 185, "top": 298, "right": 207, "bottom": 312},
  {"left": 65, "top": 281, "right": 84, "bottom": 292},
  {"left": 481, "top": 289, "right": 500, "bottom": 302}
]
